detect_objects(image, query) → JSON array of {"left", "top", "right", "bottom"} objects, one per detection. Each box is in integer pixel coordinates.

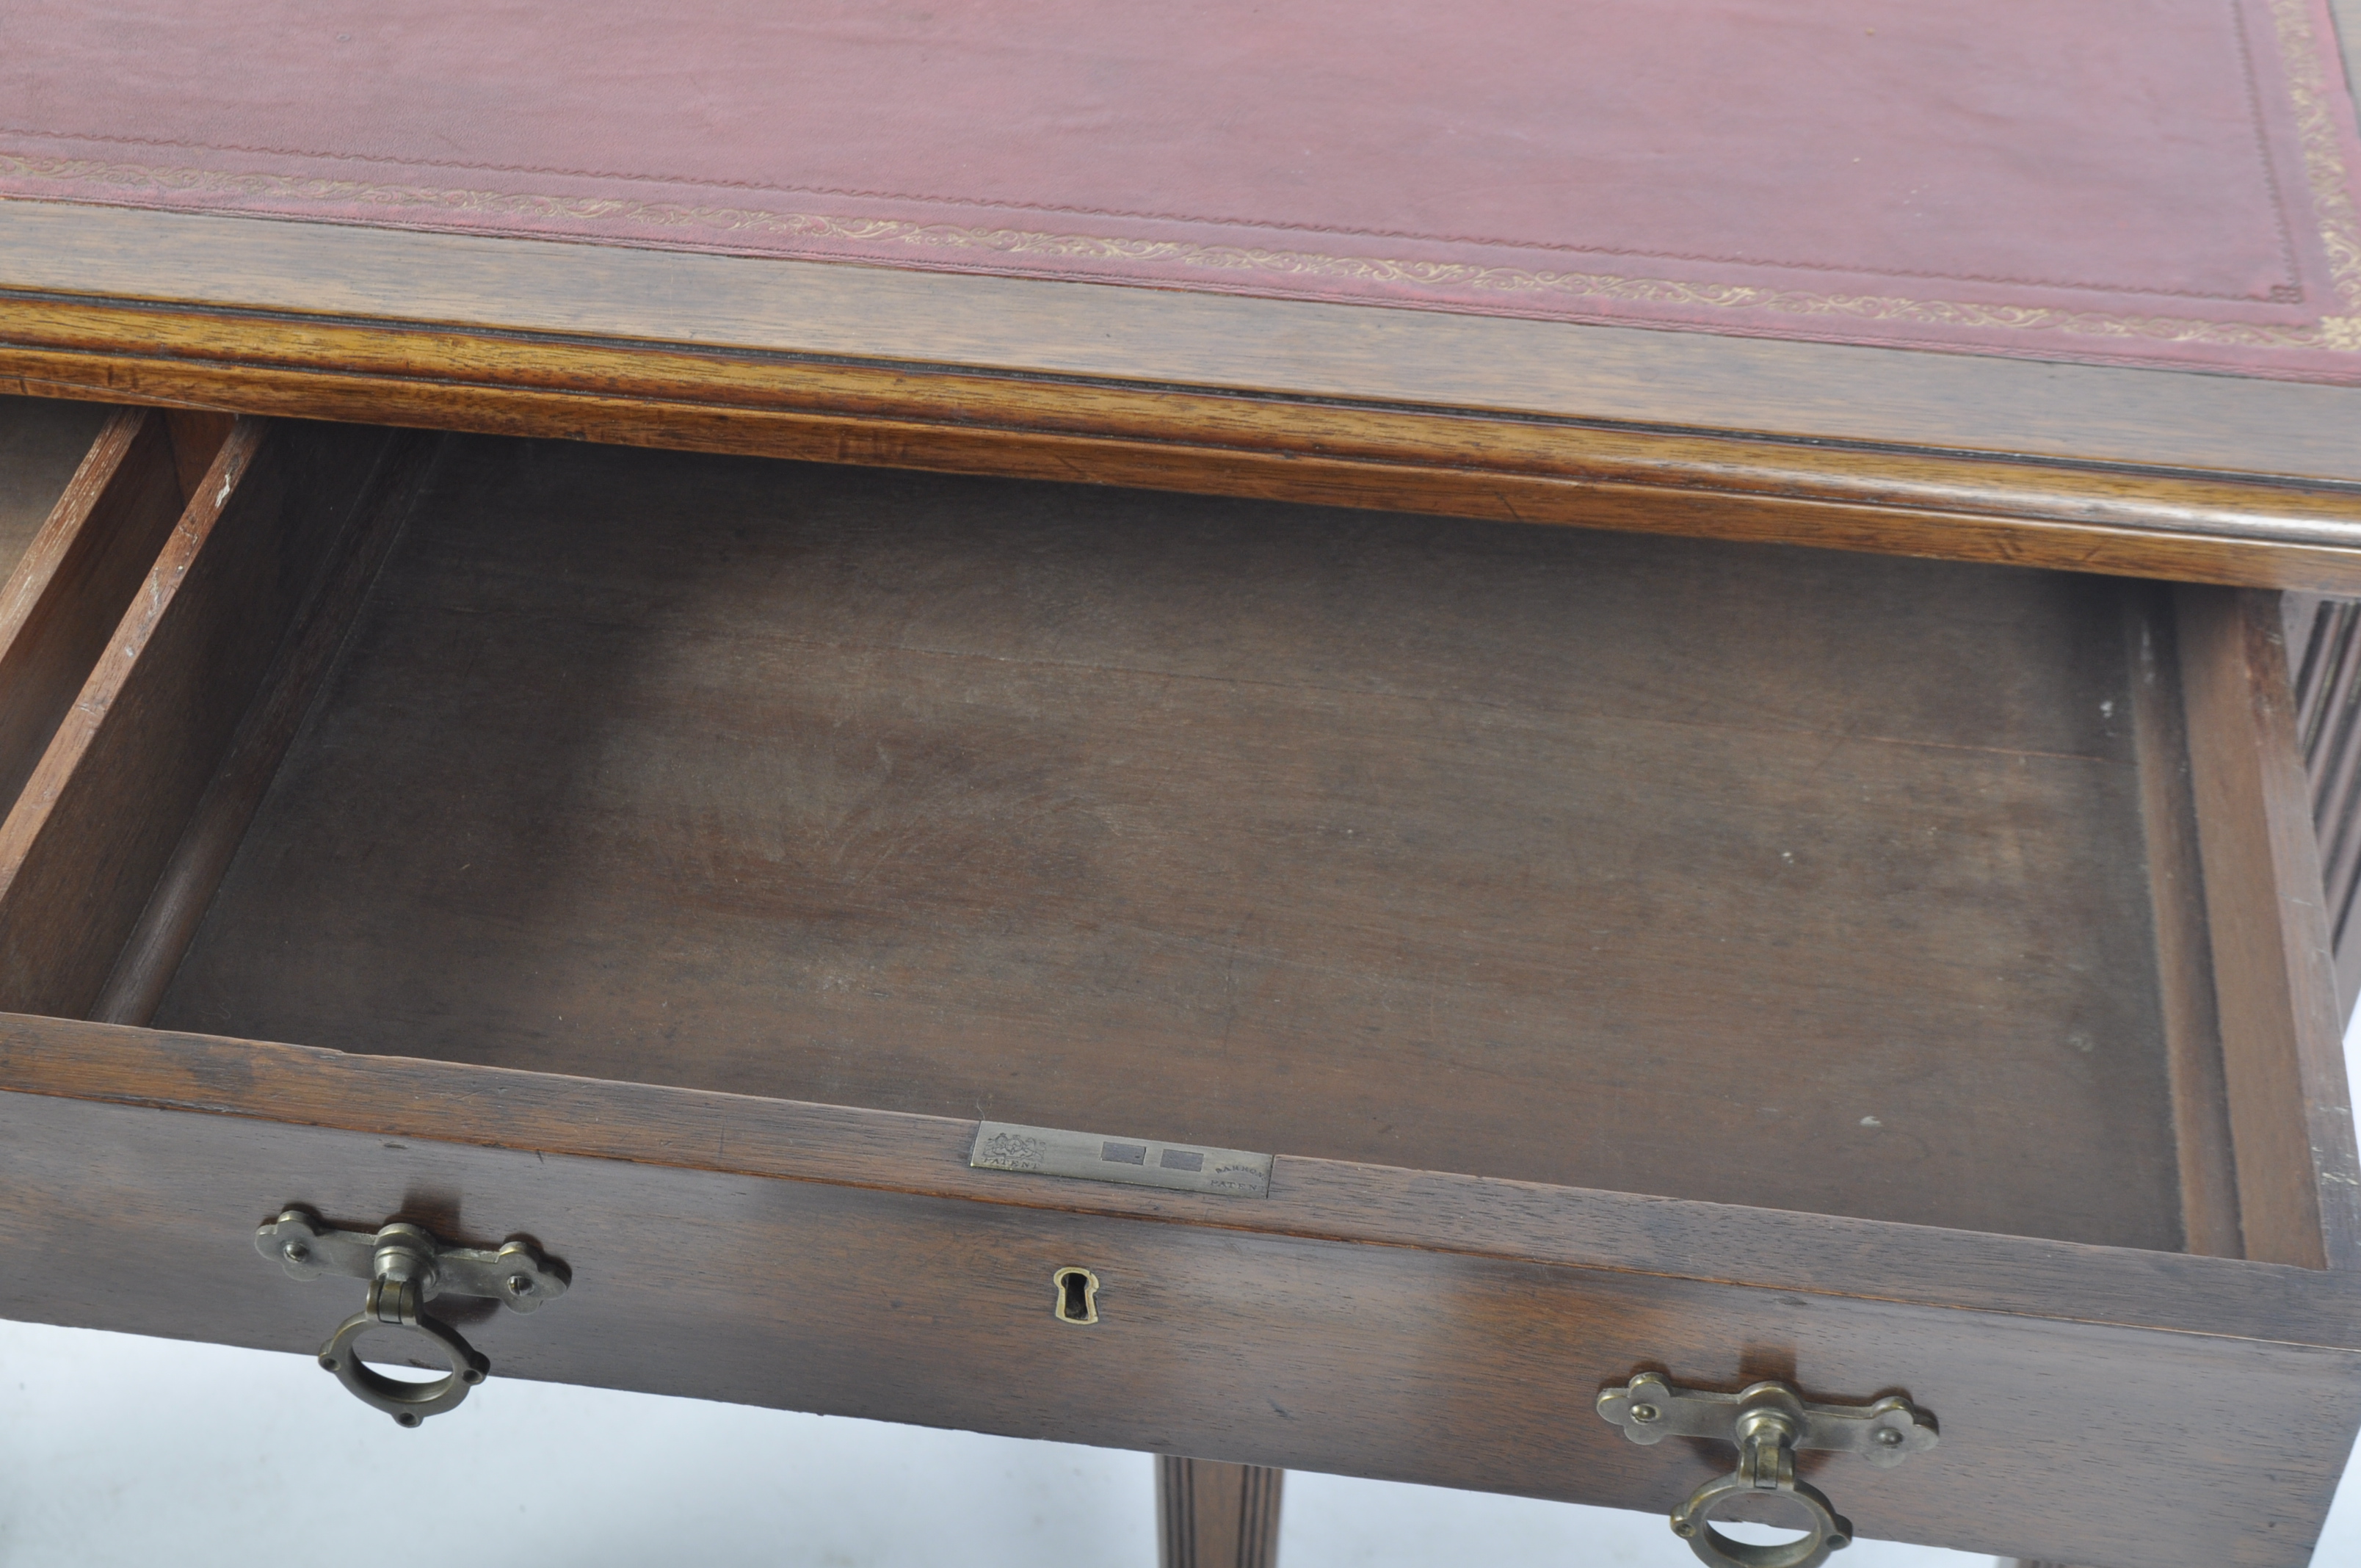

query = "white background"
[{"left": 5, "top": 1012, "right": 2360, "bottom": 1567}]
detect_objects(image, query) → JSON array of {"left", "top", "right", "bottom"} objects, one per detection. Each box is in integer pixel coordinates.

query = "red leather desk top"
[{"left": 4, "top": 1, "right": 2360, "bottom": 384}]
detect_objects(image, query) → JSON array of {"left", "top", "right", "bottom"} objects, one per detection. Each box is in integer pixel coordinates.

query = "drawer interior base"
[{"left": 128, "top": 436, "right": 2190, "bottom": 1249}]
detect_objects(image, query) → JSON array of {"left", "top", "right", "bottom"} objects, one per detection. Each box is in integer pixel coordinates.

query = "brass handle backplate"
[
  {"left": 1597, "top": 1373, "right": 1937, "bottom": 1568},
  {"left": 255, "top": 1209, "right": 570, "bottom": 1426}
]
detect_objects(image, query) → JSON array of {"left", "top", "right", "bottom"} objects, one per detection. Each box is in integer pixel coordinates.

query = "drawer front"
[{"left": 3, "top": 1020, "right": 2357, "bottom": 1568}]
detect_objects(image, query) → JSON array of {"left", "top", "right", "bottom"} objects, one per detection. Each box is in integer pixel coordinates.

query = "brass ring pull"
[
  {"left": 1674, "top": 1470, "right": 1849, "bottom": 1568},
  {"left": 1669, "top": 1391, "right": 1852, "bottom": 1568},
  {"left": 256, "top": 1211, "right": 567, "bottom": 1427},
  {"left": 1597, "top": 1373, "right": 1936, "bottom": 1568},
  {"left": 316, "top": 1277, "right": 490, "bottom": 1428}
]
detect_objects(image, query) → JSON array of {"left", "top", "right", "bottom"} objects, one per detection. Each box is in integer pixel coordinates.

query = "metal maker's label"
[{"left": 969, "top": 1120, "right": 1272, "bottom": 1197}]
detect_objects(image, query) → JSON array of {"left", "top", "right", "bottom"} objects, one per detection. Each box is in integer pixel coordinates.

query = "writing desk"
[{"left": 3, "top": 7, "right": 2361, "bottom": 1564}]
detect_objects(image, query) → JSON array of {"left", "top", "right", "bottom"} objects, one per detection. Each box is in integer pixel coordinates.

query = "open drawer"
[{"left": 0, "top": 413, "right": 2354, "bottom": 1568}]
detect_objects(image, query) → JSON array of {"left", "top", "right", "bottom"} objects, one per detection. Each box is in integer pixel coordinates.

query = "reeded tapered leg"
[{"left": 1156, "top": 1457, "right": 1284, "bottom": 1568}]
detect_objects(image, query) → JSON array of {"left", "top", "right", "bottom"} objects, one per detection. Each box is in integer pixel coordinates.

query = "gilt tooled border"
[
  {"left": 14, "top": 151, "right": 2357, "bottom": 357},
  {"left": 2272, "top": 0, "right": 2361, "bottom": 311},
  {"left": 1, "top": 0, "right": 2356, "bottom": 359}
]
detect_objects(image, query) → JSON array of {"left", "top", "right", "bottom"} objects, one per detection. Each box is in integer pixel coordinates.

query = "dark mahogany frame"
[{"left": 2, "top": 197, "right": 2361, "bottom": 595}]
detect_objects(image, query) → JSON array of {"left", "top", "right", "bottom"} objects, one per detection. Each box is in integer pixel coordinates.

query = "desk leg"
[{"left": 1156, "top": 1457, "right": 1284, "bottom": 1568}]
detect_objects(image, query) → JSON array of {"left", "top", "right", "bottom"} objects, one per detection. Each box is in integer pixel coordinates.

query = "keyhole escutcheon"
[{"left": 1052, "top": 1266, "right": 1100, "bottom": 1325}]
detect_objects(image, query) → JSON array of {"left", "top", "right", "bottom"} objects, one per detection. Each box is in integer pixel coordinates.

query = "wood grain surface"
[
  {"left": 2125, "top": 585, "right": 2244, "bottom": 1259},
  {"left": 2, "top": 201, "right": 2360, "bottom": 592},
  {"left": 0, "top": 418, "right": 391, "bottom": 1016},
  {"left": 2177, "top": 587, "right": 2361, "bottom": 1271},
  {"left": 0, "top": 1015, "right": 2354, "bottom": 1568},
  {"left": 94, "top": 429, "right": 443, "bottom": 1025},
  {"left": 0, "top": 405, "right": 183, "bottom": 811},
  {"left": 4, "top": 1017, "right": 2354, "bottom": 1351},
  {"left": 1159, "top": 1459, "right": 1282, "bottom": 1568},
  {"left": 148, "top": 437, "right": 2194, "bottom": 1247},
  {"left": 160, "top": 409, "right": 236, "bottom": 504},
  {"left": 0, "top": 393, "right": 106, "bottom": 573}
]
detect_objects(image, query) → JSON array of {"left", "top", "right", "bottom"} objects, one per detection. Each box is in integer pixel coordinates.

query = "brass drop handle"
[
  {"left": 1597, "top": 1373, "right": 1937, "bottom": 1568},
  {"left": 255, "top": 1210, "right": 570, "bottom": 1427},
  {"left": 318, "top": 1270, "right": 488, "bottom": 1426}
]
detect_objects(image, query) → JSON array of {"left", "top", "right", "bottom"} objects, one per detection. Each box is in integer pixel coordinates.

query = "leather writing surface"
[{"left": 1, "top": 0, "right": 2359, "bottom": 383}]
